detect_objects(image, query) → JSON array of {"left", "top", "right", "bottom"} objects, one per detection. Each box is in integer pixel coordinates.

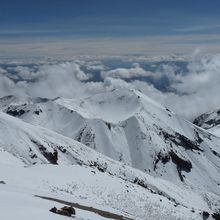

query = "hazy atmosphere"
[
  {"left": 1, "top": 0, "right": 220, "bottom": 119},
  {"left": 1, "top": 0, "right": 220, "bottom": 56}
]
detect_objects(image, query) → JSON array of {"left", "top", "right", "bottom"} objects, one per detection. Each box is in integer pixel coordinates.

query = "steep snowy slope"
[
  {"left": 194, "top": 109, "right": 220, "bottom": 137},
  {"left": 1, "top": 89, "right": 220, "bottom": 188},
  {"left": 1, "top": 89, "right": 220, "bottom": 219},
  {"left": 1, "top": 111, "right": 218, "bottom": 220}
]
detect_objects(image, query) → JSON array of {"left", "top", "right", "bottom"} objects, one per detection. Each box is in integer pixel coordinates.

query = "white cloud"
[
  {"left": 0, "top": 74, "right": 16, "bottom": 97},
  {"left": 0, "top": 62, "right": 91, "bottom": 99},
  {"left": 8, "top": 66, "right": 36, "bottom": 80},
  {"left": 101, "top": 63, "right": 153, "bottom": 79},
  {"left": 1, "top": 52, "right": 220, "bottom": 121},
  {"left": 26, "top": 62, "right": 91, "bottom": 98},
  {"left": 99, "top": 52, "right": 220, "bottom": 120},
  {"left": 165, "top": 53, "right": 220, "bottom": 119}
]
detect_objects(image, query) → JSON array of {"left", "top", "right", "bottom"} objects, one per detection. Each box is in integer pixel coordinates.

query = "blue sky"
[{"left": 1, "top": 0, "right": 220, "bottom": 57}]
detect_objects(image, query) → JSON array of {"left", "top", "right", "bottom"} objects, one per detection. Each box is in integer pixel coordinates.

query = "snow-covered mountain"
[
  {"left": 1, "top": 88, "right": 220, "bottom": 219},
  {"left": 1, "top": 89, "right": 220, "bottom": 183},
  {"left": 194, "top": 109, "right": 220, "bottom": 137},
  {"left": 0, "top": 111, "right": 206, "bottom": 220}
]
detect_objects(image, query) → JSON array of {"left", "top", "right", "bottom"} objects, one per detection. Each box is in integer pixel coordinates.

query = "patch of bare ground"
[{"left": 35, "top": 195, "right": 134, "bottom": 220}]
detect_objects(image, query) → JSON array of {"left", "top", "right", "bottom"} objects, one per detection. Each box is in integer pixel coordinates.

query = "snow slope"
[
  {"left": 1, "top": 89, "right": 220, "bottom": 219},
  {"left": 0, "top": 111, "right": 207, "bottom": 220},
  {"left": 0, "top": 164, "right": 201, "bottom": 220},
  {"left": 1, "top": 89, "right": 220, "bottom": 186},
  {"left": 193, "top": 109, "right": 220, "bottom": 137}
]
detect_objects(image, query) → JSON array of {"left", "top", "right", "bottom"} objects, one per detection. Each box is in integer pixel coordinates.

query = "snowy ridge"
[
  {"left": 1, "top": 89, "right": 220, "bottom": 184},
  {"left": 0, "top": 111, "right": 208, "bottom": 219},
  {"left": 194, "top": 109, "right": 220, "bottom": 137},
  {"left": 0, "top": 89, "right": 220, "bottom": 219}
]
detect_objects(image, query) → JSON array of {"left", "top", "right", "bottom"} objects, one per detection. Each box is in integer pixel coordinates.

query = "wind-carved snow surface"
[{"left": 0, "top": 88, "right": 220, "bottom": 219}]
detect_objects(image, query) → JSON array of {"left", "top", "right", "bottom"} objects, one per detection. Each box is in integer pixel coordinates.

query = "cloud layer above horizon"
[{"left": 0, "top": 52, "right": 220, "bottom": 121}]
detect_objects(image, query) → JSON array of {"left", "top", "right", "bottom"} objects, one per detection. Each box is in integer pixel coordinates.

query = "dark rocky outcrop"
[
  {"left": 170, "top": 151, "right": 192, "bottom": 181},
  {"left": 29, "top": 148, "right": 37, "bottom": 159},
  {"left": 6, "top": 108, "right": 26, "bottom": 117},
  {"left": 50, "top": 206, "right": 75, "bottom": 217},
  {"left": 57, "top": 145, "right": 67, "bottom": 153},
  {"left": 105, "top": 122, "right": 111, "bottom": 130},
  {"left": 0, "top": 180, "right": 6, "bottom": 184},
  {"left": 202, "top": 211, "right": 209, "bottom": 219},
  {"left": 153, "top": 150, "right": 192, "bottom": 182},
  {"left": 194, "top": 110, "right": 220, "bottom": 129},
  {"left": 33, "top": 109, "right": 43, "bottom": 115},
  {"left": 38, "top": 195, "right": 133, "bottom": 220},
  {"left": 31, "top": 140, "right": 58, "bottom": 164},
  {"left": 212, "top": 211, "right": 220, "bottom": 220},
  {"left": 89, "top": 161, "right": 107, "bottom": 173},
  {"left": 159, "top": 129, "right": 202, "bottom": 151},
  {"left": 154, "top": 151, "right": 170, "bottom": 170},
  {"left": 133, "top": 177, "right": 148, "bottom": 188},
  {"left": 212, "top": 150, "right": 220, "bottom": 158},
  {"left": 195, "top": 131, "right": 204, "bottom": 144}
]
